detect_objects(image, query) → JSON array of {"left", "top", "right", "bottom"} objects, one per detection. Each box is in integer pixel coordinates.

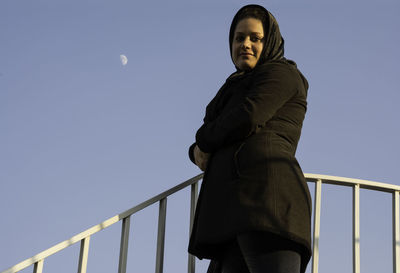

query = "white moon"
[{"left": 120, "top": 54, "right": 128, "bottom": 66}]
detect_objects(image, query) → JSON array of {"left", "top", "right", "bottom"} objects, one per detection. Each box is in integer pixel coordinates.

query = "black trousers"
[{"left": 207, "top": 232, "right": 302, "bottom": 273}]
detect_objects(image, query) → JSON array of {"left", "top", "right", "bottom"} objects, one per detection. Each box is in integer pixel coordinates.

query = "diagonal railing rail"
[{"left": 1, "top": 173, "right": 399, "bottom": 273}]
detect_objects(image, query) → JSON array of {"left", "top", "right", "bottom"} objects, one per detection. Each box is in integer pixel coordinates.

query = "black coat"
[{"left": 188, "top": 59, "right": 312, "bottom": 272}]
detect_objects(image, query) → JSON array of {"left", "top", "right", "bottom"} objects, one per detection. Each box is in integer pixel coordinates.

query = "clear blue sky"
[{"left": 1, "top": 0, "right": 399, "bottom": 272}]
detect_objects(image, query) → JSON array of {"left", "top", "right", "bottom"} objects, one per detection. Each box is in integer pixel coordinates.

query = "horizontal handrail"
[
  {"left": 305, "top": 173, "right": 400, "bottom": 193},
  {"left": 1, "top": 173, "right": 399, "bottom": 273}
]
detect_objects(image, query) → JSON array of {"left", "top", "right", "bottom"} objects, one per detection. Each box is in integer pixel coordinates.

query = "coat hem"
[{"left": 188, "top": 228, "right": 311, "bottom": 273}]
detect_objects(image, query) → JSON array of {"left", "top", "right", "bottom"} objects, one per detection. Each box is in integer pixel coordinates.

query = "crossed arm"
[{"left": 190, "top": 62, "right": 298, "bottom": 171}]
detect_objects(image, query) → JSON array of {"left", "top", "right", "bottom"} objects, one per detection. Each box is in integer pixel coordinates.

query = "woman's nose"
[{"left": 242, "top": 37, "right": 251, "bottom": 48}]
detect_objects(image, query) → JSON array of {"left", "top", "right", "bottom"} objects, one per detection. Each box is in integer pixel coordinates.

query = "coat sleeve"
[
  {"left": 187, "top": 81, "right": 230, "bottom": 164},
  {"left": 195, "top": 62, "right": 298, "bottom": 153},
  {"left": 188, "top": 142, "right": 196, "bottom": 164}
]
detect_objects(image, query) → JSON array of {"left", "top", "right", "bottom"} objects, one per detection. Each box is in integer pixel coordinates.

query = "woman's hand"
[{"left": 194, "top": 145, "right": 210, "bottom": 171}]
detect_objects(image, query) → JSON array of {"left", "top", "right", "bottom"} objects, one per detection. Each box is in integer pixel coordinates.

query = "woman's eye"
[
  {"left": 235, "top": 36, "right": 244, "bottom": 42},
  {"left": 234, "top": 35, "right": 263, "bottom": 43},
  {"left": 251, "top": 36, "right": 262, "bottom": 42}
]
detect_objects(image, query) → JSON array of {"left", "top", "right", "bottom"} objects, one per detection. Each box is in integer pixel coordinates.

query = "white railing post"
[
  {"left": 33, "top": 260, "right": 43, "bottom": 273},
  {"left": 188, "top": 182, "right": 199, "bottom": 273},
  {"left": 353, "top": 184, "right": 360, "bottom": 273},
  {"left": 118, "top": 216, "right": 131, "bottom": 273},
  {"left": 77, "top": 236, "right": 90, "bottom": 273},
  {"left": 393, "top": 191, "right": 400, "bottom": 273},
  {"left": 155, "top": 198, "right": 167, "bottom": 273},
  {"left": 312, "top": 179, "right": 322, "bottom": 273}
]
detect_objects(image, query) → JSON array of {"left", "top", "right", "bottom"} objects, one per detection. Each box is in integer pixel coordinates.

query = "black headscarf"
[{"left": 229, "top": 4, "right": 285, "bottom": 71}]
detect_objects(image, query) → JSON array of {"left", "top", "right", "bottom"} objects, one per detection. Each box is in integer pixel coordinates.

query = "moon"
[{"left": 120, "top": 54, "right": 128, "bottom": 66}]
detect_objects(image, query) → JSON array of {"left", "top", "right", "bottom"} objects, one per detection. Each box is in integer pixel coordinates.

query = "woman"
[{"left": 188, "top": 5, "right": 311, "bottom": 273}]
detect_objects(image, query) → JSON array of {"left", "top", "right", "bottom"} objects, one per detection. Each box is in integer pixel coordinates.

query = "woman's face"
[{"left": 232, "top": 18, "right": 265, "bottom": 71}]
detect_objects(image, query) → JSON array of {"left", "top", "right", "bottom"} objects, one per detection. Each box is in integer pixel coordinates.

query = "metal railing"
[{"left": 1, "top": 173, "right": 399, "bottom": 273}]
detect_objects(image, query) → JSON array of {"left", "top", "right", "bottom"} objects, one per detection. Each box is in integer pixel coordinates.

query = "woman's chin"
[{"left": 237, "top": 61, "right": 256, "bottom": 71}]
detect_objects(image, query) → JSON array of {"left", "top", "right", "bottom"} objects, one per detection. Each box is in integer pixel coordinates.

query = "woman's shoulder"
[
  {"left": 254, "top": 59, "right": 299, "bottom": 75},
  {"left": 225, "top": 58, "right": 308, "bottom": 89},
  {"left": 253, "top": 59, "right": 308, "bottom": 90}
]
